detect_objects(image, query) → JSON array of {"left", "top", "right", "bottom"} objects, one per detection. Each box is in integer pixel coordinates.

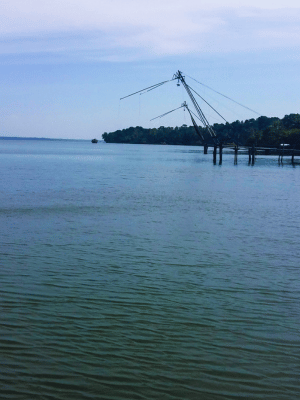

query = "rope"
[
  {"left": 150, "top": 105, "right": 184, "bottom": 121},
  {"left": 187, "top": 85, "right": 228, "bottom": 123},
  {"left": 120, "top": 78, "right": 176, "bottom": 100},
  {"left": 183, "top": 73, "right": 261, "bottom": 116}
]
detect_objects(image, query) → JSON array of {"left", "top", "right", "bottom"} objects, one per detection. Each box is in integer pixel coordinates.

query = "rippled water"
[{"left": 1, "top": 140, "right": 300, "bottom": 399}]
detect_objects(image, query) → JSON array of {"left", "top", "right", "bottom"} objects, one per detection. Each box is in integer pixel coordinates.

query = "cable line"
[
  {"left": 141, "top": 82, "right": 167, "bottom": 95},
  {"left": 120, "top": 79, "right": 175, "bottom": 100},
  {"left": 150, "top": 105, "right": 184, "bottom": 121},
  {"left": 183, "top": 73, "right": 261, "bottom": 116},
  {"left": 187, "top": 84, "right": 228, "bottom": 123}
]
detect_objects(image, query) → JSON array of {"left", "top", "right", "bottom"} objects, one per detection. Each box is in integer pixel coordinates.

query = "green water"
[{"left": 1, "top": 141, "right": 299, "bottom": 399}]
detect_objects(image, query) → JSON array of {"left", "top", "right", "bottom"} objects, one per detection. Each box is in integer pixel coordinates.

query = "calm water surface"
[{"left": 1, "top": 141, "right": 299, "bottom": 399}]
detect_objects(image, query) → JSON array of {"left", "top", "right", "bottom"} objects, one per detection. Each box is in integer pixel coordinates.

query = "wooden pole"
[
  {"left": 279, "top": 145, "right": 283, "bottom": 163},
  {"left": 204, "top": 144, "right": 208, "bottom": 154},
  {"left": 219, "top": 143, "right": 223, "bottom": 164},
  {"left": 213, "top": 145, "right": 217, "bottom": 164},
  {"left": 251, "top": 145, "right": 255, "bottom": 165}
]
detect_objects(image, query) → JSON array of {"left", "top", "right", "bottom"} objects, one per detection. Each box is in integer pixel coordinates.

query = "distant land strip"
[
  {"left": 0, "top": 137, "right": 87, "bottom": 141},
  {"left": 102, "top": 114, "right": 300, "bottom": 149}
]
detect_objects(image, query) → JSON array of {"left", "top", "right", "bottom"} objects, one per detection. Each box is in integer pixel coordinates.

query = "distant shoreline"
[{"left": 0, "top": 137, "right": 89, "bottom": 141}]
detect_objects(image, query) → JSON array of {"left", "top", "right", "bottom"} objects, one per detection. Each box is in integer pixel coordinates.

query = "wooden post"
[
  {"left": 234, "top": 146, "right": 238, "bottom": 165},
  {"left": 213, "top": 145, "right": 217, "bottom": 164},
  {"left": 248, "top": 148, "right": 251, "bottom": 163},
  {"left": 204, "top": 144, "right": 208, "bottom": 154},
  {"left": 292, "top": 149, "right": 295, "bottom": 164},
  {"left": 278, "top": 146, "right": 283, "bottom": 163},
  {"left": 251, "top": 145, "right": 255, "bottom": 165},
  {"left": 219, "top": 143, "right": 223, "bottom": 164}
]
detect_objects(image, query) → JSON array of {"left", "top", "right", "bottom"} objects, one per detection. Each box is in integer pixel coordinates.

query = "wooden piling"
[
  {"left": 251, "top": 145, "right": 255, "bottom": 165},
  {"left": 278, "top": 145, "right": 284, "bottom": 163},
  {"left": 219, "top": 143, "right": 223, "bottom": 164},
  {"left": 213, "top": 145, "right": 217, "bottom": 164},
  {"left": 204, "top": 144, "right": 208, "bottom": 154}
]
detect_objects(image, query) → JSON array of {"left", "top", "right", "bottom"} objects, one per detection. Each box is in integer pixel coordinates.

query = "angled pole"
[
  {"left": 150, "top": 101, "right": 207, "bottom": 151},
  {"left": 184, "top": 103, "right": 208, "bottom": 153},
  {"left": 182, "top": 102, "right": 204, "bottom": 141},
  {"left": 120, "top": 79, "right": 175, "bottom": 100},
  {"left": 174, "top": 70, "right": 218, "bottom": 145}
]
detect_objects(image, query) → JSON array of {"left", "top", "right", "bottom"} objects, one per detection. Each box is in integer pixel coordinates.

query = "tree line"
[{"left": 102, "top": 114, "right": 300, "bottom": 149}]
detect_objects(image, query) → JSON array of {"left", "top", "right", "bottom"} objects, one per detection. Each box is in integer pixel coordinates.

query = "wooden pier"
[{"left": 209, "top": 144, "right": 300, "bottom": 165}]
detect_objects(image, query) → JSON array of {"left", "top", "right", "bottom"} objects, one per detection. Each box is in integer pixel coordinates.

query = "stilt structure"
[
  {"left": 173, "top": 71, "right": 219, "bottom": 152},
  {"left": 120, "top": 69, "right": 260, "bottom": 158}
]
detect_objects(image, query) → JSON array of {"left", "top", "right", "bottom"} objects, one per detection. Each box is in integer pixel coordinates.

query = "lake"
[{"left": 1, "top": 140, "right": 299, "bottom": 399}]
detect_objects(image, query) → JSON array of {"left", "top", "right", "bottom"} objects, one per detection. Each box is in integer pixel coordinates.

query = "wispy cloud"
[{"left": 1, "top": 0, "right": 300, "bottom": 62}]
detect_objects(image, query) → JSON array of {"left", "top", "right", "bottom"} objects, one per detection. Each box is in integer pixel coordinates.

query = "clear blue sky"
[{"left": 1, "top": 0, "right": 299, "bottom": 139}]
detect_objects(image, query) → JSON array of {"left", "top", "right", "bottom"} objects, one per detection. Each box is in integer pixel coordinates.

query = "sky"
[{"left": 1, "top": 0, "right": 300, "bottom": 139}]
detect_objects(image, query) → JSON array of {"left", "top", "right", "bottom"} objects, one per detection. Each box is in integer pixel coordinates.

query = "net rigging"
[{"left": 120, "top": 70, "right": 261, "bottom": 150}]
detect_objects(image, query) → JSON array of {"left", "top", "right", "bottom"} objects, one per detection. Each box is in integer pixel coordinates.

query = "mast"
[
  {"left": 151, "top": 101, "right": 208, "bottom": 152},
  {"left": 181, "top": 102, "right": 204, "bottom": 142},
  {"left": 173, "top": 70, "right": 218, "bottom": 145}
]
